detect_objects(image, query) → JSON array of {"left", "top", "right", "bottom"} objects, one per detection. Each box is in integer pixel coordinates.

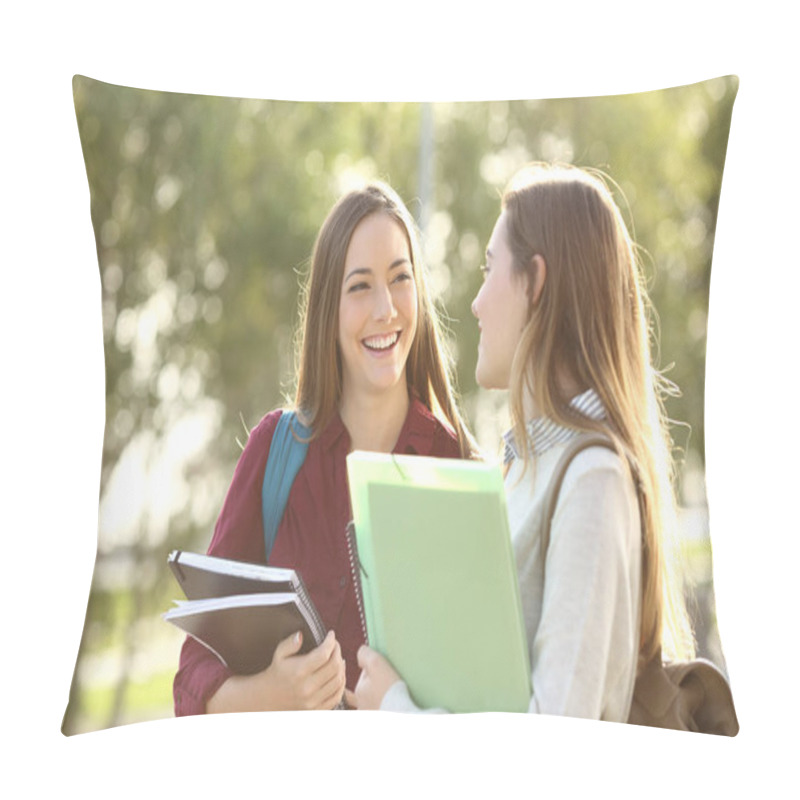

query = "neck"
[
  {"left": 521, "top": 364, "right": 583, "bottom": 421},
  {"left": 339, "top": 382, "right": 411, "bottom": 453}
]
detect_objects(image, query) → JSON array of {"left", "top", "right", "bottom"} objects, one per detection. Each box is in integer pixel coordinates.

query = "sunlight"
[{"left": 98, "top": 400, "right": 223, "bottom": 551}]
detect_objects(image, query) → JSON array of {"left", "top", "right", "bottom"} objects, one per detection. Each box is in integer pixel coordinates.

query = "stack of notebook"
[{"left": 164, "top": 550, "right": 326, "bottom": 675}]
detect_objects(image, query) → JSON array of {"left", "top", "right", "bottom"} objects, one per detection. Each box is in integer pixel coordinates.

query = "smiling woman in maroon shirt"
[{"left": 173, "top": 182, "right": 476, "bottom": 715}]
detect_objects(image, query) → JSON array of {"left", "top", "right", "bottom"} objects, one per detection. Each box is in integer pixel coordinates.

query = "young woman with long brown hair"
[
  {"left": 355, "top": 163, "right": 695, "bottom": 721},
  {"left": 173, "top": 181, "right": 475, "bottom": 715}
]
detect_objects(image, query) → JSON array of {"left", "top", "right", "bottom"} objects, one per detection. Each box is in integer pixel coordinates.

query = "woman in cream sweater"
[{"left": 352, "top": 163, "right": 695, "bottom": 722}]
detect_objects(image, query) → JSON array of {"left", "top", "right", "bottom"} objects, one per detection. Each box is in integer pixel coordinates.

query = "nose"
[
  {"left": 374, "top": 283, "right": 397, "bottom": 322},
  {"left": 471, "top": 286, "right": 482, "bottom": 320}
]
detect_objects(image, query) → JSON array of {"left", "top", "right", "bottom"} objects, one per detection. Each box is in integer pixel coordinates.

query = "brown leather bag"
[
  {"left": 628, "top": 649, "right": 738, "bottom": 734},
  {"left": 540, "top": 432, "right": 739, "bottom": 736}
]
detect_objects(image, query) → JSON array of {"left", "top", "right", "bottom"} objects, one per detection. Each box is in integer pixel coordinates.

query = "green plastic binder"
[{"left": 346, "top": 452, "right": 532, "bottom": 713}]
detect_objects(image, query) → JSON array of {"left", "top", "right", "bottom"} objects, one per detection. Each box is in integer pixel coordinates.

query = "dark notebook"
[{"left": 164, "top": 550, "right": 327, "bottom": 675}]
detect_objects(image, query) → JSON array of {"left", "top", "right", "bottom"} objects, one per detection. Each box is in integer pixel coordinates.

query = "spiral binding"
[
  {"left": 291, "top": 573, "right": 327, "bottom": 645},
  {"left": 345, "top": 520, "right": 369, "bottom": 644}
]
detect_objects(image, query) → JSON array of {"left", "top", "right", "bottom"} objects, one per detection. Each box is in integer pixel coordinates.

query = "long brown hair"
[
  {"left": 293, "top": 181, "right": 476, "bottom": 458},
  {"left": 502, "top": 162, "right": 694, "bottom": 668}
]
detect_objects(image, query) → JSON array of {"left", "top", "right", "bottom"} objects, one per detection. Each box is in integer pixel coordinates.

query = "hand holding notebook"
[
  {"left": 205, "top": 628, "right": 346, "bottom": 713},
  {"left": 164, "top": 550, "right": 346, "bottom": 710}
]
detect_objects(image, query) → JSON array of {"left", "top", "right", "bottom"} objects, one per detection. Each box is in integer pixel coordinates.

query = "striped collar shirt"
[{"left": 503, "top": 388, "right": 607, "bottom": 464}]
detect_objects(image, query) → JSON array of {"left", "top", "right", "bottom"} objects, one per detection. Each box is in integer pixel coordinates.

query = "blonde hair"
[
  {"left": 503, "top": 162, "right": 695, "bottom": 668},
  {"left": 294, "top": 181, "right": 476, "bottom": 458}
]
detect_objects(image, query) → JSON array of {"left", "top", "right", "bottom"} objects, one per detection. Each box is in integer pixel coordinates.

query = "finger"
[
  {"left": 356, "top": 644, "right": 372, "bottom": 669},
  {"left": 311, "top": 661, "right": 348, "bottom": 710},
  {"left": 307, "top": 642, "right": 344, "bottom": 693},
  {"left": 344, "top": 689, "right": 358, "bottom": 709},
  {"left": 273, "top": 630, "right": 304, "bottom": 662},
  {"left": 298, "top": 632, "right": 341, "bottom": 675},
  {"left": 303, "top": 648, "right": 345, "bottom": 708},
  {"left": 353, "top": 673, "right": 371, "bottom": 710},
  {"left": 300, "top": 631, "right": 341, "bottom": 674},
  {"left": 278, "top": 634, "right": 340, "bottom": 702},
  {"left": 319, "top": 676, "right": 346, "bottom": 710},
  {"left": 276, "top": 639, "right": 339, "bottom": 700}
]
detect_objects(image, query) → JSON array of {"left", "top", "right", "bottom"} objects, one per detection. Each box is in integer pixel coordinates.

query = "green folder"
[{"left": 346, "top": 451, "right": 531, "bottom": 713}]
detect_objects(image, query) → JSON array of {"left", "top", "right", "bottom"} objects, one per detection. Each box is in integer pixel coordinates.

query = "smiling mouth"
[{"left": 362, "top": 331, "right": 401, "bottom": 352}]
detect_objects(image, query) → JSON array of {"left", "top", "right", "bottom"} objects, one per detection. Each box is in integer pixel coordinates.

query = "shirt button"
[{"left": 339, "top": 576, "right": 347, "bottom": 588}]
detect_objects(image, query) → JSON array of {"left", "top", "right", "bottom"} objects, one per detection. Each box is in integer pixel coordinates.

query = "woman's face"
[
  {"left": 338, "top": 212, "right": 418, "bottom": 401},
  {"left": 471, "top": 211, "right": 531, "bottom": 390}
]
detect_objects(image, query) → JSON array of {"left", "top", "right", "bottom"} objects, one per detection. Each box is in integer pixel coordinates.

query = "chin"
[
  {"left": 475, "top": 362, "right": 493, "bottom": 391},
  {"left": 365, "top": 368, "right": 407, "bottom": 395},
  {"left": 475, "top": 369, "right": 506, "bottom": 392}
]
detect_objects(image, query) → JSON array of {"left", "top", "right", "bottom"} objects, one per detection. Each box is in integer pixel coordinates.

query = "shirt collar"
[
  {"left": 502, "top": 388, "right": 607, "bottom": 464},
  {"left": 397, "top": 395, "right": 446, "bottom": 456},
  {"left": 316, "top": 394, "right": 443, "bottom": 457}
]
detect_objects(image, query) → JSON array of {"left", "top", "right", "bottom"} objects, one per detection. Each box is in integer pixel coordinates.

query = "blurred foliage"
[{"left": 63, "top": 75, "right": 738, "bottom": 734}]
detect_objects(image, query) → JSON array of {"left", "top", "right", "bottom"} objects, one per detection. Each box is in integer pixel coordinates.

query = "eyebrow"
[{"left": 344, "top": 258, "right": 411, "bottom": 282}]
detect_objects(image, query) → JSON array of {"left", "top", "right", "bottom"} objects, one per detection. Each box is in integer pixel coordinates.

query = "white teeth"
[{"left": 363, "top": 332, "right": 400, "bottom": 351}]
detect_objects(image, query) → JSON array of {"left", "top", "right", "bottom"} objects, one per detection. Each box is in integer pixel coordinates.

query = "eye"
[
  {"left": 392, "top": 271, "right": 413, "bottom": 285},
  {"left": 347, "top": 281, "right": 370, "bottom": 293}
]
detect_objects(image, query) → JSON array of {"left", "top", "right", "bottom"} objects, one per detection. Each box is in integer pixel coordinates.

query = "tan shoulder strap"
[{"left": 539, "top": 432, "right": 619, "bottom": 555}]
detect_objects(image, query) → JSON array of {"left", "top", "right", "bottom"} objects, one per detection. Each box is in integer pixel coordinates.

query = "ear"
[{"left": 528, "top": 254, "right": 547, "bottom": 306}]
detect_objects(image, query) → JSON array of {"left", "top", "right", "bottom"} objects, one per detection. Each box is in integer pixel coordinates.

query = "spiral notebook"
[
  {"left": 164, "top": 550, "right": 327, "bottom": 675},
  {"left": 346, "top": 452, "right": 532, "bottom": 713}
]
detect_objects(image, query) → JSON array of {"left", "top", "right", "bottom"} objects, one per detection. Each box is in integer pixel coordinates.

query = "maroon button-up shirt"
[{"left": 173, "top": 397, "right": 462, "bottom": 715}]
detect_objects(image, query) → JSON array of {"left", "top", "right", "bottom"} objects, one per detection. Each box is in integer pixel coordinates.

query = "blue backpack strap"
[{"left": 261, "top": 410, "right": 310, "bottom": 562}]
